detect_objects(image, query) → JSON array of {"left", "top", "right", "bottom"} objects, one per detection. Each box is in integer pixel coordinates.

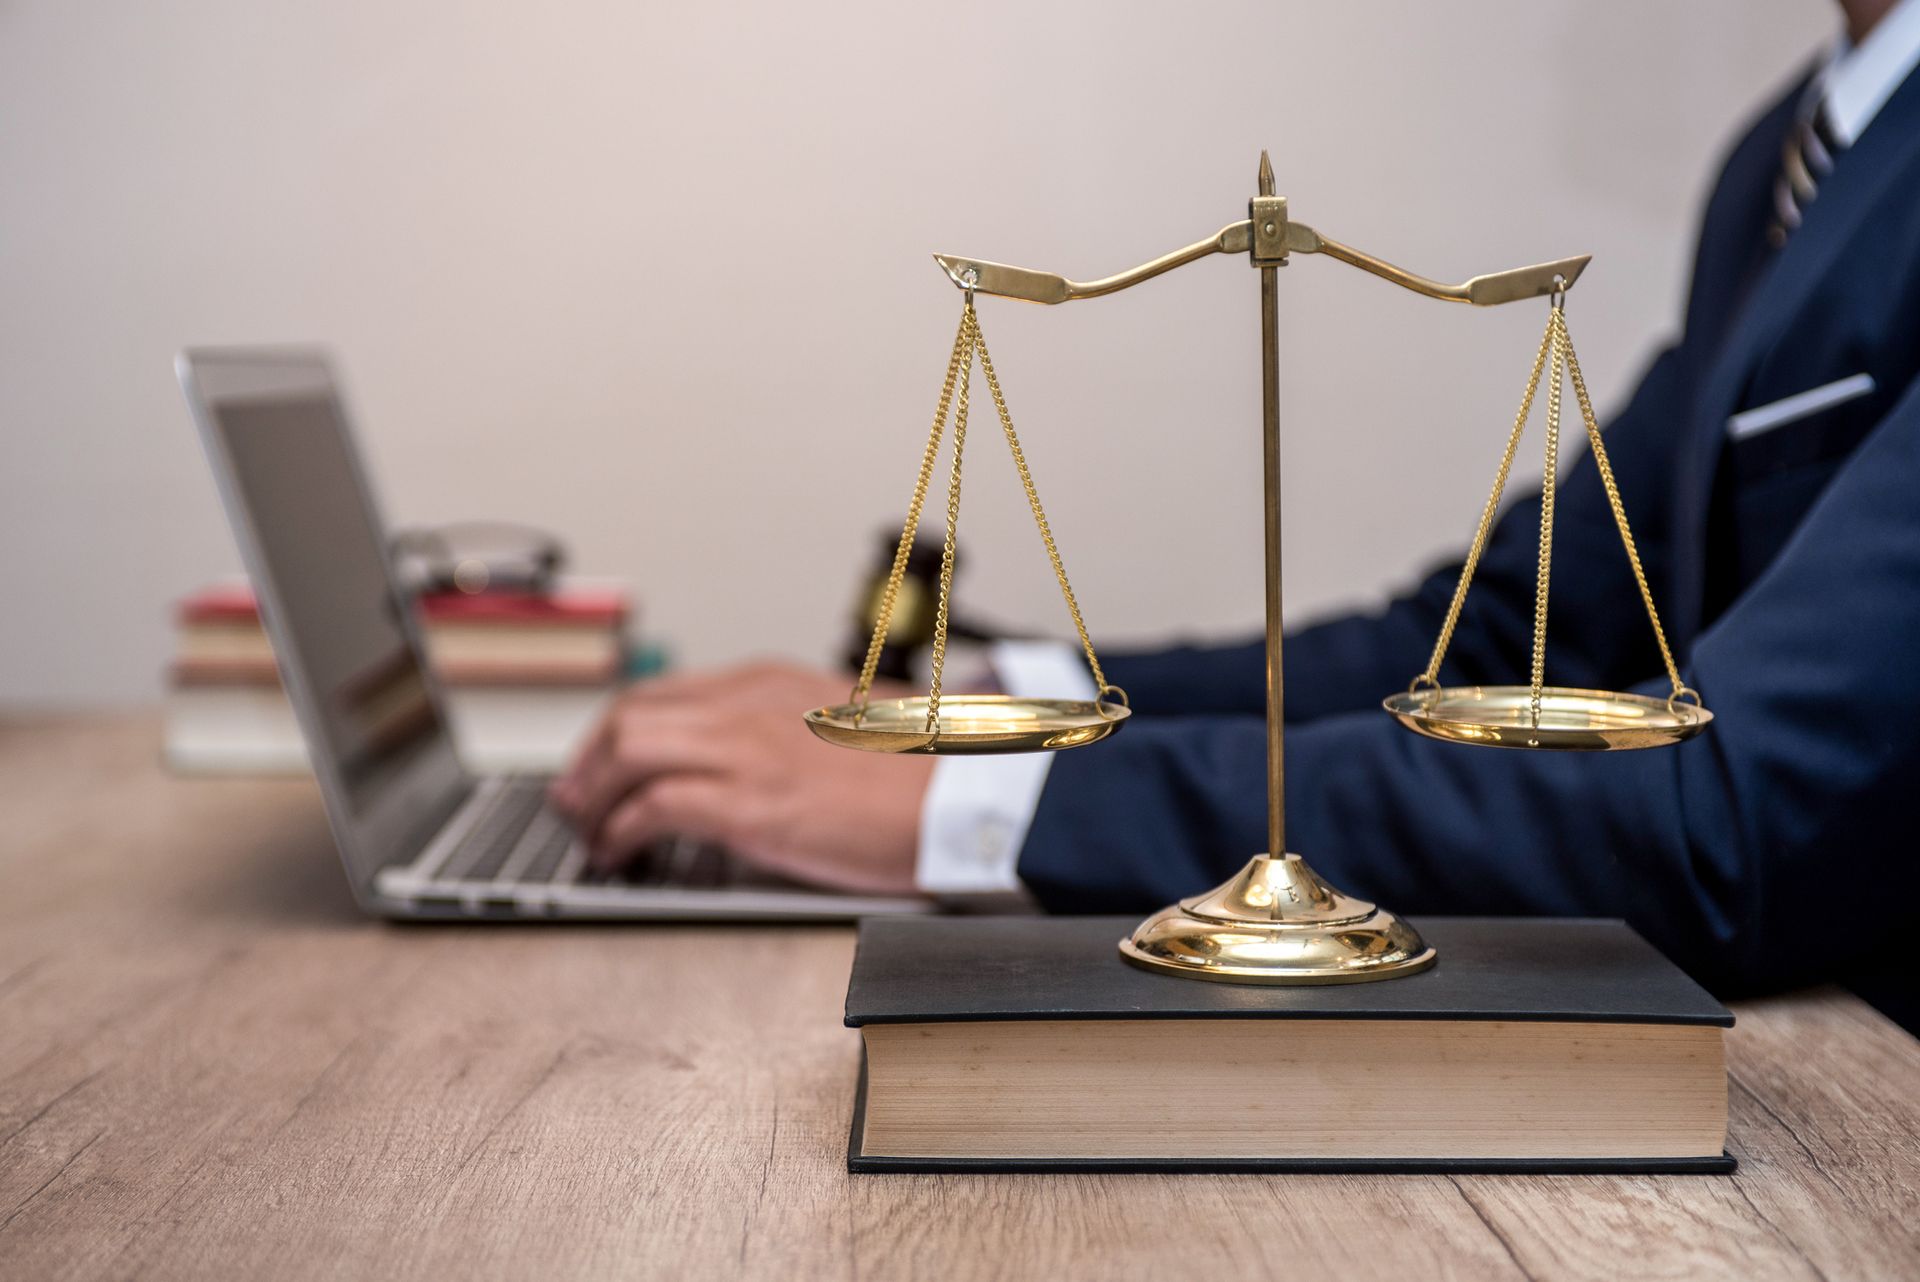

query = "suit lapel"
[{"left": 1671, "top": 68, "right": 1920, "bottom": 646}]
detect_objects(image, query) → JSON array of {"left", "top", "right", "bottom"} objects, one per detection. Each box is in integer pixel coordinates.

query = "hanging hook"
[
  {"left": 1549, "top": 274, "right": 1568, "bottom": 311},
  {"left": 959, "top": 264, "right": 980, "bottom": 310}
]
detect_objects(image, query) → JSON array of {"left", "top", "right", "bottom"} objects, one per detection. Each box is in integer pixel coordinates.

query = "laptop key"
[
  {"left": 607, "top": 837, "right": 734, "bottom": 888},
  {"left": 519, "top": 821, "right": 576, "bottom": 884},
  {"left": 444, "top": 779, "right": 548, "bottom": 882}
]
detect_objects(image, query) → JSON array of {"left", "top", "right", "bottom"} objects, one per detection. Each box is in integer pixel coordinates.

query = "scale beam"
[
  {"left": 1297, "top": 228, "right": 1591, "bottom": 306},
  {"left": 933, "top": 224, "right": 1250, "bottom": 304},
  {"left": 936, "top": 224, "right": 1589, "bottom": 308}
]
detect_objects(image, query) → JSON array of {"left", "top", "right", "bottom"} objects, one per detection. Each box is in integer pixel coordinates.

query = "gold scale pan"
[{"left": 805, "top": 153, "right": 1710, "bottom": 985}]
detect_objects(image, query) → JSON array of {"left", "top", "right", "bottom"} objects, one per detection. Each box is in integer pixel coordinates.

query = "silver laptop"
[{"left": 177, "top": 347, "right": 928, "bottom": 921}]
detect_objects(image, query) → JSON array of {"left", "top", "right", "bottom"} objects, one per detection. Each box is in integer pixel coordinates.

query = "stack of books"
[{"left": 164, "top": 581, "right": 630, "bottom": 774}]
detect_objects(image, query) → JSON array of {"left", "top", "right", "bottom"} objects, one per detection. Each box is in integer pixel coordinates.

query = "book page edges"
[{"left": 859, "top": 1018, "right": 1727, "bottom": 1161}]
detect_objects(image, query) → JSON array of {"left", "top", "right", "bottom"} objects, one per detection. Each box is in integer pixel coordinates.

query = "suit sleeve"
[
  {"left": 1021, "top": 373, "right": 1920, "bottom": 996},
  {"left": 1096, "top": 344, "right": 1687, "bottom": 722}
]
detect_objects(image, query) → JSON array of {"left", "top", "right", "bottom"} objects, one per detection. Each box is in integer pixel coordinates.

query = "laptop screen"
[
  {"left": 217, "top": 395, "right": 443, "bottom": 804},
  {"left": 185, "top": 352, "right": 467, "bottom": 894}
]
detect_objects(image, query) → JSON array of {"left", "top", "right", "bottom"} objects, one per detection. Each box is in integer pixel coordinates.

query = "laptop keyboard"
[{"left": 438, "top": 777, "right": 734, "bottom": 890}]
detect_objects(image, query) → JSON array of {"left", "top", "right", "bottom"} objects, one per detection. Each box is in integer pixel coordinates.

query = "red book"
[
  {"left": 177, "top": 583, "right": 628, "bottom": 628},
  {"left": 175, "top": 584, "right": 265, "bottom": 625},
  {"left": 169, "top": 656, "right": 622, "bottom": 687}
]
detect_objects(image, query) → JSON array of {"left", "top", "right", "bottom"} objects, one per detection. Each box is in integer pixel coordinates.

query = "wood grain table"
[{"left": 2, "top": 716, "right": 1916, "bottom": 1280}]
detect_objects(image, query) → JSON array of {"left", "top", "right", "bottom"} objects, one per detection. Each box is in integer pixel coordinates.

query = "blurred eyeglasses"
[{"left": 391, "top": 521, "right": 565, "bottom": 596}]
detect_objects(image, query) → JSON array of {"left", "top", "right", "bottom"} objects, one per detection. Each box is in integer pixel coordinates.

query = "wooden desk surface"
[{"left": 2, "top": 716, "right": 1916, "bottom": 1281}]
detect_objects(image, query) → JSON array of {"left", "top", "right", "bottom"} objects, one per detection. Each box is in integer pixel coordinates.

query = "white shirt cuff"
[{"left": 914, "top": 640, "right": 1095, "bottom": 895}]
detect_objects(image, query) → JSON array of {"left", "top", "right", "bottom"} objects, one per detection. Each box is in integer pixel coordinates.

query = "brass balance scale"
[{"left": 805, "top": 153, "right": 1712, "bottom": 985}]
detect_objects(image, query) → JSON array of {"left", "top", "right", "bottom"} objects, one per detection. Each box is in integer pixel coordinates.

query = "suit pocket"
[
  {"left": 1727, "top": 373, "right": 1875, "bottom": 441},
  {"left": 1728, "top": 374, "right": 1882, "bottom": 483}
]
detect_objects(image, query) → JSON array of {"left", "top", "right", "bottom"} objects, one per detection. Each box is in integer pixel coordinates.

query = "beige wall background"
[{"left": 0, "top": 1, "right": 1831, "bottom": 707}]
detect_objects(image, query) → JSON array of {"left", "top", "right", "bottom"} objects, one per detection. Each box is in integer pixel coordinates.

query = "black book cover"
[{"left": 846, "top": 915, "right": 1735, "bottom": 1174}]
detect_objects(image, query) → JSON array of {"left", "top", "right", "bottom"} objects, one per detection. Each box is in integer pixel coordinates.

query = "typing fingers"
[
  {"left": 565, "top": 706, "right": 734, "bottom": 845},
  {"left": 551, "top": 709, "right": 616, "bottom": 810},
  {"left": 591, "top": 777, "right": 736, "bottom": 871},
  {"left": 551, "top": 663, "right": 803, "bottom": 809}
]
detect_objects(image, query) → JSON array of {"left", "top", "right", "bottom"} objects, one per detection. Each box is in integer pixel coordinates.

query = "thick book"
[
  {"left": 164, "top": 678, "right": 614, "bottom": 775},
  {"left": 845, "top": 915, "right": 1734, "bottom": 1174}
]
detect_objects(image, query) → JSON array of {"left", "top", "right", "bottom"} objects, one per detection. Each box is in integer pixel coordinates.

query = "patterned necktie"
[{"left": 1768, "top": 101, "right": 1843, "bottom": 248}]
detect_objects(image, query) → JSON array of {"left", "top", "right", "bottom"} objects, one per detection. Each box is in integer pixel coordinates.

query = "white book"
[{"left": 164, "top": 682, "right": 614, "bottom": 776}]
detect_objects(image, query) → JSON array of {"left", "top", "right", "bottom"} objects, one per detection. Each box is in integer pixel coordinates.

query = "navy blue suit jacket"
[{"left": 1019, "top": 67, "right": 1920, "bottom": 1025}]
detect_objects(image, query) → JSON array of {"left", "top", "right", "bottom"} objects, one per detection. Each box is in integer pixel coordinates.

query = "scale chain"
[
  {"left": 851, "top": 298, "right": 1123, "bottom": 742},
  {"left": 850, "top": 307, "right": 974, "bottom": 717},
  {"left": 1411, "top": 302, "right": 1696, "bottom": 719},
  {"left": 1529, "top": 318, "right": 1565, "bottom": 730},
  {"left": 921, "top": 310, "right": 977, "bottom": 732},
  {"left": 1555, "top": 309, "right": 1695, "bottom": 707},
  {"left": 1416, "top": 319, "right": 1556, "bottom": 690},
  {"left": 969, "top": 308, "right": 1116, "bottom": 701}
]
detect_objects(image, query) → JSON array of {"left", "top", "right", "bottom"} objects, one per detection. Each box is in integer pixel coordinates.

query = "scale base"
[{"left": 1119, "top": 853, "right": 1435, "bottom": 985}]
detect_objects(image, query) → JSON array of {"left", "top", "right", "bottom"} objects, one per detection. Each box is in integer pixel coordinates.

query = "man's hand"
[{"left": 548, "top": 661, "right": 933, "bottom": 896}]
